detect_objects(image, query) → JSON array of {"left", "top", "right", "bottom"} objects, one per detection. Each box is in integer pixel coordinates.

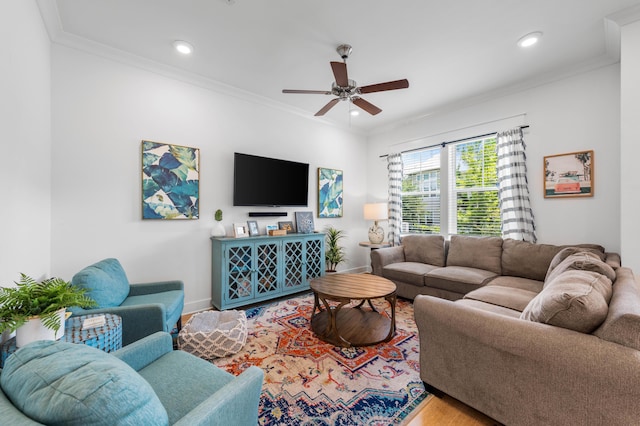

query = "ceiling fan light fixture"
[
  {"left": 350, "top": 108, "right": 360, "bottom": 117},
  {"left": 172, "top": 40, "right": 194, "bottom": 55},
  {"left": 517, "top": 32, "right": 542, "bottom": 48}
]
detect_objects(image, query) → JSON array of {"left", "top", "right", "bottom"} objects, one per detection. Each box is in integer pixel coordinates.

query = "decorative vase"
[
  {"left": 16, "top": 308, "right": 67, "bottom": 348},
  {"left": 211, "top": 221, "right": 226, "bottom": 237}
]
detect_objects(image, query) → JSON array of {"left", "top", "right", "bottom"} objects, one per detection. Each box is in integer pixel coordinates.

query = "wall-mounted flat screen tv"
[{"left": 233, "top": 153, "right": 309, "bottom": 207}]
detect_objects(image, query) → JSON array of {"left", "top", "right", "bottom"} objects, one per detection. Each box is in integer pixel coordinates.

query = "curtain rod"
[{"left": 379, "top": 125, "right": 530, "bottom": 158}]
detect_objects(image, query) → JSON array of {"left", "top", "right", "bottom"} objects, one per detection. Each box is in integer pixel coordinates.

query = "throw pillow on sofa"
[
  {"left": 545, "top": 250, "right": 615, "bottom": 284},
  {"left": 521, "top": 269, "right": 613, "bottom": 333}
]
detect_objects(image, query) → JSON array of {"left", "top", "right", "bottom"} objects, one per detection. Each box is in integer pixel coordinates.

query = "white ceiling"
[{"left": 38, "top": 0, "right": 640, "bottom": 134}]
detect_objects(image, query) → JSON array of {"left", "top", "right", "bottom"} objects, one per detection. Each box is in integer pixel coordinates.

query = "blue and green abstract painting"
[
  {"left": 318, "top": 167, "right": 343, "bottom": 218},
  {"left": 142, "top": 140, "right": 199, "bottom": 219}
]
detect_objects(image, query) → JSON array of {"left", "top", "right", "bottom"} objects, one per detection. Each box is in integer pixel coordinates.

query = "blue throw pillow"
[
  {"left": 0, "top": 340, "right": 168, "bottom": 426},
  {"left": 72, "top": 258, "right": 130, "bottom": 308}
]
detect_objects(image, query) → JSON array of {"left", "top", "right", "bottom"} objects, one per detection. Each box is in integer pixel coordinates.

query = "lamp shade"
[{"left": 363, "top": 203, "right": 388, "bottom": 221}]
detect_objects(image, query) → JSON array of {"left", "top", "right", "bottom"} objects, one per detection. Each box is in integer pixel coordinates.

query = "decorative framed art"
[
  {"left": 295, "top": 211, "right": 315, "bottom": 234},
  {"left": 247, "top": 220, "right": 259, "bottom": 236},
  {"left": 318, "top": 167, "right": 343, "bottom": 218},
  {"left": 265, "top": 224, "right": 278, "bottom": 233},
  {"left": 142, "top": 140, "right": 199, "bottom": 219},
  {"left": 278, "top": 221, "right": 295, "bottom": 234},
  {"left": 543, "top": 150, "right": 593, "bottom": 198},
  {"left": 233, "top": 223, "right": 249, "bottom": 238}
]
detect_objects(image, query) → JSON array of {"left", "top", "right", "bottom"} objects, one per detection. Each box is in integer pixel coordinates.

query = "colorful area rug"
[{"left": 212, "top": 293, "right": 427, "bottom": 425}]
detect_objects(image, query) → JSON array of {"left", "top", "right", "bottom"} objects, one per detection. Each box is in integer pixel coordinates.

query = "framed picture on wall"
[
  {"left": 543, "top": 150, "right": 593, "bottom": 198},
  {"left": 141, "top": 140, "right": 200, "bottom": 219},
  {"left": 318, "top": 167, "right": 343, "bottom": 218}
]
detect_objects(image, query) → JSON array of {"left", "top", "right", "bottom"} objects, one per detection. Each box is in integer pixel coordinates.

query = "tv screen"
[{"left": 233, "top": 153, "right": 309, "bottom": 207}]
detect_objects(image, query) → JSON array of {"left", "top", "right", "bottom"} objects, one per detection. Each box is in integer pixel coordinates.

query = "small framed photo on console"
[
  {"left": 247, "top": 220, "right": 260, "bottom": 236},
  {"left": 233, "top": 223, "right": 248, "bottom": 238},
  {"left": 295, "top": 211, "right": 315, "bottom": 234},
  {"left": 278, "top": 221, "right": 295, "bottom": 234}
]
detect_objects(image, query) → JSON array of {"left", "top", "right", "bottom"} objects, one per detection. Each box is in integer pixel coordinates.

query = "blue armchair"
[
  {"left": 0, "top": 332, "right": 264, "bottom": 425},
  {"left": 70, "top": 258, "right": 184, "bottom": 345}
]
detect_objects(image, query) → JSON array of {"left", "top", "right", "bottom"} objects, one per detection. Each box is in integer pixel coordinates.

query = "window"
[{"left": 400, "top": 135, "right": 500, "bottom": 237}]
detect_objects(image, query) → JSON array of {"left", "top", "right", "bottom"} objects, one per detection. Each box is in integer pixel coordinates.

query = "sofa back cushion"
[
  {"left": 0, "top": 340, "right": 169, "bottom": 426},
  {"left": 501, "top": 239, "right": 564, "bottom": 281},
  {"left": 72, "top": 258, "right": 130, "bottom": 308},
  {"left": 545, "top": 250, "right": 615, "bottom": 285},
  {"left": 446, "top": 235, "right": 503, "bottom": 275},
  {"left": 520, "top": 269, "right": 612, "bottom": 333},
  {"left": 402, "top": 235, "right": 445, "bottom": 267},
  {"left": 594, "top": 267, "right": 640, "bottom": 350}
]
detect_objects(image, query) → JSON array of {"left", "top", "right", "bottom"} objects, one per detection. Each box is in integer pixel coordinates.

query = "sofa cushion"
[
  {"left": 401, "top": 234, "right": 446, "bottom": 267},
  {"left": 501, "top": 239, "right": 565, "bottom": 281},
  {"left": 594, "top": 267, "right": 640, "bottom": 351},
  {"left": 72, "top": 258, "right": 130, "bottom": 308},
  {"left": 425, "top": 266, "right": 498, "bottom": 295},
  {"left": 486, "top": 276, "right": 544, "bottom": 293},
  {"left": 545, "top": 250, "right": 615, "bottom": 284},
  {"left": 520, "top": 270, "right": 612, "bottom": 333},
  {"left": 455, "top": 299, "right": 522, "bottom": 319},
  {"left": 0, "top": 340, "right": 168, "bottom": 426},
  {"left": 382, "top": 262, "right": 439, "bottom": 287},
  {"left": 464, "top": 285, "right": 538, "bottom": 312},
  {"left": 446, "top": 235, "right": 503, "bottom": 275}
]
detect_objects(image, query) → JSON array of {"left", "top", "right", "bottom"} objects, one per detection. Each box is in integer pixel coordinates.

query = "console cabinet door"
[
  {"left": 254, "top": 240, "right": 281, "bottom": 298},
  {"left": 304, "top": 236, "right": 324, "bottom": 283},
  {"left": 223, "top": 241, "right": 255, "bottom": 304},
  {"left": 282, "top": 239, "right": 304, "bottom": 292}
]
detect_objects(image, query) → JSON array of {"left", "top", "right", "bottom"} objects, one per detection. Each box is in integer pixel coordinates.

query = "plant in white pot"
[
  {"left": 0, "top": 274, "right": 97, "bottom": 347},
  {"left": 211, "top": 208, "right": 226, "bottom": 237}
]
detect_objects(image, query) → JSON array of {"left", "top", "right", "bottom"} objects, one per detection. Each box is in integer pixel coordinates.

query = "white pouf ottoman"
[{"left": 177, "top": 310, "right": 247, "bottom": 359}]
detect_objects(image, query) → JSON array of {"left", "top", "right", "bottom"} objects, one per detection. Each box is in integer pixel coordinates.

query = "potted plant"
[
  {"left": 324, "top": 226, "right": 347, "bottom": 272},
  {"left": 0, "top": 274, "right": 96, "bottom": 347},
  {"left": 211, "top": 208, "right": 226, "bottom": 237}
]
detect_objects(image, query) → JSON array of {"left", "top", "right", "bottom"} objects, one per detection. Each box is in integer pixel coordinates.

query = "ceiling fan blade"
[
  {"left": 330, "top": 61, "right": 349, "bottom": 87},
  {"left": 352, "top": 97, "right": 382, "bottom": 115},
  {"left": 283, "top": 89, "right": 332, "bottom": 94},
  {"left": 358, "top": 79, "right": 409, "bottom": 94},
  {"left": 314, "top": 98, "right": 340, "bottom": 116}
]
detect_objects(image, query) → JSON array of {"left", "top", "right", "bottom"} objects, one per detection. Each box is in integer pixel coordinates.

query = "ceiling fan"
[{"left": 282, "top": 44, "right": 409, "bottom": 117}]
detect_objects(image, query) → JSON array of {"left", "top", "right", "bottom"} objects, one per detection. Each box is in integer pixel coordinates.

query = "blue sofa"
[
  {"left": 70, "top": 258, "right": 184, "bottom": 345},
  {"left": 0, "top": 332, "right": 264, "bottom": 425}
]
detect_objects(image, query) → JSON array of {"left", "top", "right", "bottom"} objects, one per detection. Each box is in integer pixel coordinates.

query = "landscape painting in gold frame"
[{"left": 543, "top": 150, "right": 593, "bottom": 198}]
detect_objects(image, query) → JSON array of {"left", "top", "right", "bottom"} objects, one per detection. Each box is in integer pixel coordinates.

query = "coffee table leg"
[
  {"left": 319, "top": 297, "right": 351, "bottom": 347},
  {"left": 384, "top": 292, "right": 397, "bottom": 342}
]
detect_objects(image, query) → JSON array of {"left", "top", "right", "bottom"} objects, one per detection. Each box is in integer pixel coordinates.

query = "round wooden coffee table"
[{"left": 310, "top": 273, "right": 397, "bottom": 347}]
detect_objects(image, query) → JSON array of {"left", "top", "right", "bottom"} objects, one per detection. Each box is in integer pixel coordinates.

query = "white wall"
[
  {"left": 620, "top": 20, "right": 640, "bottom": 273},
  {"left": 0, "top": 0, "right": 52, "bottom": 285},
  {"left": 50, "top": 46, "right": 368, "bottom": 312},
  {"left": 367, "top": 65, "right": 621, "bottom": 253}
]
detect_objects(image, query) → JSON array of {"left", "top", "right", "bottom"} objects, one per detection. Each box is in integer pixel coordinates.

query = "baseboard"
[{"left": 183, "top": 298, "right": 213, "bottom": 315}]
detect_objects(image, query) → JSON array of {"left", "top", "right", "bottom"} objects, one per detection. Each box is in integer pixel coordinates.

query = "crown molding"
[{"left": 34, "top": 1, "right": 365, "bottom": 138}]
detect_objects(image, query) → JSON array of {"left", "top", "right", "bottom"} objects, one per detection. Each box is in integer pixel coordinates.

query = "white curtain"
[
  {"left": 497, "top": 128, "right": 537, "bottom": 242},
  {"left": 387, "top": 153, "right": 403, "bottom": 246}
]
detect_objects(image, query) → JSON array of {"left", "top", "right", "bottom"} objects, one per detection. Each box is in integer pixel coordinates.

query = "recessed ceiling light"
[
  {"left": 172, "top": 40, "right": 194, "bottom": 55},
  {"left": 517, "top": 32, "right": 542, "bottom": 48}
]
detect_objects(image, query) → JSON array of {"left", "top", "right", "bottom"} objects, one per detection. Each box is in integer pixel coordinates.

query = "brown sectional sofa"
[{"left": 371, "top": 234, "right": 640, "bottom": 425}]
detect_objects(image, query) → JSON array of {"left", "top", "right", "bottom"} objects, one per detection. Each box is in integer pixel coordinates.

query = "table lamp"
[{"left": 363, "top": 202, "right": 388, "bottom": 244}]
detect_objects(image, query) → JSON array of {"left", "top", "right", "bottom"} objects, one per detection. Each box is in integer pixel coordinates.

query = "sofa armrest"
[
  {"left": 173, "top": 366, "right": 264, "bottom": 426},
  {"left": 113, "top": 331, "right": 173, "bottom": 371},
  {"left": 128, "top": 280, "right": 184, "bottom": 296},
  {"left": 70, "top": 304, "right": 166, "bottom": 345},
  {"left": 371, "top": 246, "right": 405, "bottom": 276},
  {"left": 414, "top": 295, "right": 640, "bottom": 425}
]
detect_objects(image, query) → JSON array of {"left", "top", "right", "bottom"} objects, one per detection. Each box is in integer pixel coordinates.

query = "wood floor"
[{"left": 181, "top": 311, "right": 497, "bottom": 425}]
